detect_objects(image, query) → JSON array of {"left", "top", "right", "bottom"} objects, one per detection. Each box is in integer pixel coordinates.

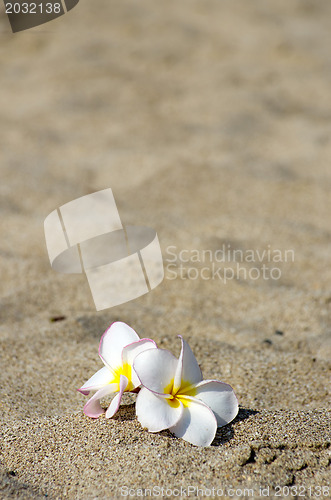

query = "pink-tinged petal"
[
  {"left": 78, "top": 366, "right": 114, "bottom": 395},
  {"left": 136, "top": 387, "right": 183, "bottom": 432},
  {"left": 185, "top": 380, "right": 238, "bottom": 427},
  {"left": 173, "top": 336, "right": 202, "bottom": 393},
  {"left": 133, "top": 348, "right": 178, "bottom": 395},
  {"left": 169, "top": 397, "right": 217, "bottom": 447},
  {"left": 105, "top": 375, "right": 128, "bottom": 419},
  {"left": 122, "top": 339, "right": 157, "bottom": 388},
  {"left": 83, "top": 384, "right": 117, "bottom": 418},
  {"left": 78, "top": 388, "right": 90, "bottom": 396},
  {"left": 99, "top": 322, "right": 140, "bottom": 370}
]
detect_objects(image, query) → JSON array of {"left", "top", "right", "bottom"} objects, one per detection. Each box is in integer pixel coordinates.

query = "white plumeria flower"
[
  {"left": 78, "top": 322, "right": 156, "bottom": 419},
  {"left": 133, "top": 336, "right": 238, "bottom": 447}
]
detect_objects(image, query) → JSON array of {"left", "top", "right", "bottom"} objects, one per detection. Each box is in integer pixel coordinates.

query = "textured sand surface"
[{"left": 0, "top": 0, "right": 330, "bottom": 498}]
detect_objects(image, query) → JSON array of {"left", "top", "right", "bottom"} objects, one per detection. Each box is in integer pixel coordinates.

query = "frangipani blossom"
[
  {"left": 134, "top": 336, "right": 238, "bottom": 447},
  {"left": 78, "top": 322, "right": 156, "bottom": 419}
]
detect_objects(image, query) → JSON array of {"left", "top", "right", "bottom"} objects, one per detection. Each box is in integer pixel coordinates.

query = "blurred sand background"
[{"left": 0, "top": 0, "right": 330, "bottom": 498}]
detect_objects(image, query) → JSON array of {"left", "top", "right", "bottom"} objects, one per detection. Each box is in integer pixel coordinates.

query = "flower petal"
[
  {"left": 169, "top": 397, "right": 217, "bottom": 447},
  {"left": 173, "top": 336, "right": 202, "bottom": 393},
  {"left": 122, "top": 339, "right": 157, "bottom": 388},
  {"left": 136, "top": 387, "right": 183, "bottom": 432},
  {"left": 83, "top": 384, "right": 117, "bottom": 418},
  {"left": 99, "top": 322, "right": 140, "bottom": 370},
  {"left": 185, "top": 380, "right": 238, "bottom": 427},
  {"left": 133, "top": 348, "right": 178, "bottom": 395},
  {"left": 78, "top": 366, "right": 114, "bottom": 395},
  {"left": 105, "top": 375, "right": 128, "bottom": 419}
]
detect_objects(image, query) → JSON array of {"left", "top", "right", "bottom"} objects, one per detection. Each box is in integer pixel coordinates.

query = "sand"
[{"left": 0, "top": 0, "right": 330, "bottom": 498}]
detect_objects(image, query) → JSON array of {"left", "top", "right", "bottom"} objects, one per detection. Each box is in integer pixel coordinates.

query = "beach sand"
[{"left": 0, "top": 0, "right": 330, "bottom": 498}]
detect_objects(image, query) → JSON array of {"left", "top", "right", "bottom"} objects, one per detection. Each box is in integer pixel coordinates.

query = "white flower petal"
[
  {"left": 122, "top": 339, "right": 157, "bottom": 388},
  {"left": 186, "top": 380, "right": 238, "bottom": 427},
  {"left": 173, "top": 336, "right": 202, "bottom": 393},
  {"left": 136, "top": 387, "right": 183, "bottom": 432},
  {"left": 105, "top": 375, "right": 128, "bottom": 419},
  {"left": 83, "top": 384, "right": 117, "bottom": 418},
  {"left": 78, "top": 366, "right": 114, "bottom": 394},
  {"left": 99, "top": 322, "right": 139, "bottom": 370},
  {"left": 169, "top": 397, "right": 217, "bottom": 447},
  {"left": 133, "top": 348, "right": 178, "bottom": 395}
]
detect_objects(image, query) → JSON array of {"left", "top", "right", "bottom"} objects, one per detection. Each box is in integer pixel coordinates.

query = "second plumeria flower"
[
  {"left": 134, "top": 336, "right": 238, "bottom": 447},
  {"left": 78, "top": 322, "right": 156, "bottom": 419}
]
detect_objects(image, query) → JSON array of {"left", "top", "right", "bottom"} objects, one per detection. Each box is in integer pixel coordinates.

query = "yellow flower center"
[
  {"left": 163, "top": 378, "right": 197, "bottom": 408},
  {"left": 111, "top": 363, "right": 134, "bottom": 391}
]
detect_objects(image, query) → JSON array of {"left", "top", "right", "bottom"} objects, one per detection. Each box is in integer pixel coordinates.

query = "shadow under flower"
[
  {"left": 211, "top": 407, "right": 259, "bottom": 446},
  {"left": 111, "top": 403, "right": 137, "bottom": 422},
  {"left": 106, "top": 403, "right": 258, "bottom": 447}
]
